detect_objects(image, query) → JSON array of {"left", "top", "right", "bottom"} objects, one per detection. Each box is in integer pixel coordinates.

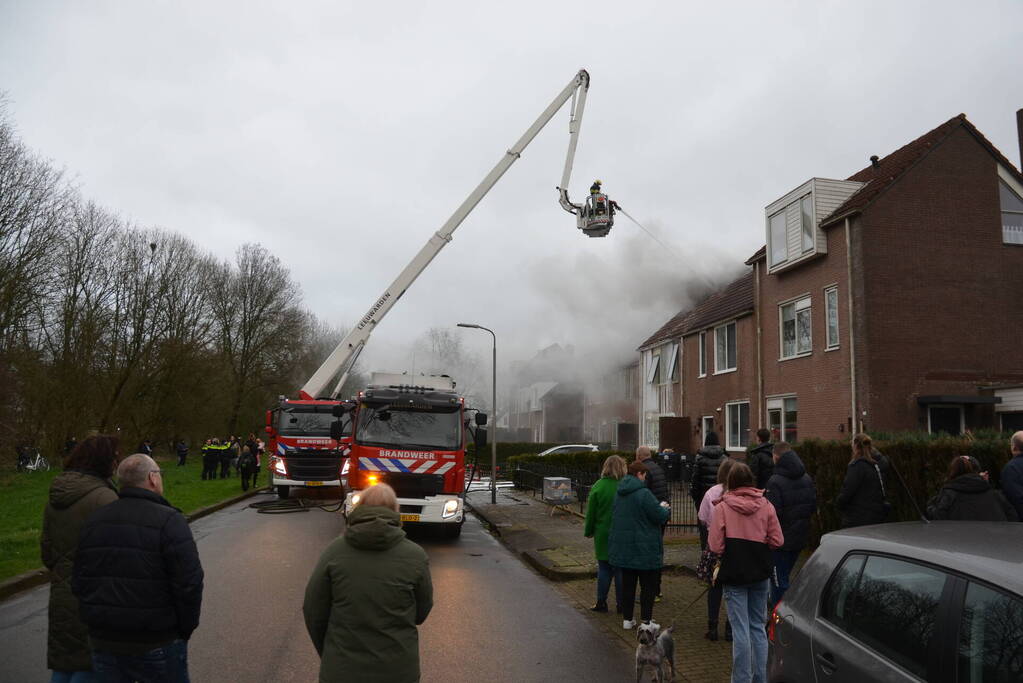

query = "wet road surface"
[{"left": 0, "top": 492, "right": 633, "bottom": 682}]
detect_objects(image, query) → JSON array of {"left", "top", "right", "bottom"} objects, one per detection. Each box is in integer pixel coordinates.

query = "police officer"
[{"left": 201, "top": 438, "right": 218, "bottom": 480}]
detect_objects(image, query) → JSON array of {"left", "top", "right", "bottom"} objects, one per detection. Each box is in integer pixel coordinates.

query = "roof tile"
[{"left": 639, "top": 270, "right": 754, "bottom": 349}]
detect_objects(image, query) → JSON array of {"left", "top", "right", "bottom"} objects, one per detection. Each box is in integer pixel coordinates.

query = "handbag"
[{"left": 695, "top": 548, "right": 721, "bottom": 586}]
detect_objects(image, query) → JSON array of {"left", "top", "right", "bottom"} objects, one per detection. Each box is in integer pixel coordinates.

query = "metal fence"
[{"left": 512, "top": 463, "right": 698, "bottom": 532}]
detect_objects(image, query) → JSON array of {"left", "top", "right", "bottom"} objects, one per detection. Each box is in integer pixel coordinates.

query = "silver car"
[
  {"left": 536, "top": 444, "right": 599, "bottom": 457},
  {"left": 768, "top": 522, "right": 1023, "bottom": 682}
]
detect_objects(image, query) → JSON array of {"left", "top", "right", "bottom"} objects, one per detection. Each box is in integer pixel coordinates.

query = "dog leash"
[{"left": 680, "top": 583, "right": 713, "bottom": 612}]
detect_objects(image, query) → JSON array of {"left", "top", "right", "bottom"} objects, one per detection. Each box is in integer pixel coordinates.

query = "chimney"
[
  {"left": 870, "top": 155, "right": 880, "bottom": 170},
  {"left": 1017, "top": 108, "right": 1023, "bottom": 170}
]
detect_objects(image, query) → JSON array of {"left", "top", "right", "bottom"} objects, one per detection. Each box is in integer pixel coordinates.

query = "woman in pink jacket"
[{"left": 710, "top": 463, "right": 783, "bottom": 683}]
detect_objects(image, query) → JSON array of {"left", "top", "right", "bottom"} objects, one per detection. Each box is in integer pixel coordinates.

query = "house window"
[
  {"left": 928, "top": 405, "right": 964, "bottom": 436},
  {"left": 667, "top": 343, "right": 679, "bottom": 382},
  {"left": 769, "top": 211, "right": 787, "bottom": 266},
  {"left": 800, "top": 195, "right": 814, "bottom": 252},
  {"left": 726, "top": 401, "right": 750, "bottom": 451},
  {"left": 768, "top": 193, "right": 815, "bottom": 267},
  {"left": 646, "top": 353, "right": 660, "bottom": 384},
  {"left": 825, "top": 286, "right": 839, "bottom": 349},
  {"left": 715, "top": 322, "right": 737, "bottom": 373},
  {"left": 698, "top": 332, "right": 707, "bottom": 378},
  {"left": 780, "top": 297, "right": 812, "bottom": 358},
  {"left": 767, "top": 396, "right": 798, "bottom": 443},
  {"left": 1001, "top": 178, "right": 1023, "bottom": 245}
]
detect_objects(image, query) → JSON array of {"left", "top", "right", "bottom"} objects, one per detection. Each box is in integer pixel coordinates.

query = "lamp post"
[{"left": 457, "top": 323, "right": 497, "bottom": 504}]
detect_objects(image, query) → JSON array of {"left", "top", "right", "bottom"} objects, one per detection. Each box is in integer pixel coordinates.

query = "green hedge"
[
  {"left": 506, "top": 450, "right": 634, "bottom": 472},
  {"left": 505, "top": 435, "right": 1015, "bottom": 545}
]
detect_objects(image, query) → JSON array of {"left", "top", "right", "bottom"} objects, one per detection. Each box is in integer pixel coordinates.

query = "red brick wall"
[
  {"left": 758, "top": 227, "right": 853, "bottom": 443},
  {"left": 857, "top": 125, "right": 1023, "bottom": 432},
  {"left": 680, "top": 314, "right": 757, "bottom": 453}
]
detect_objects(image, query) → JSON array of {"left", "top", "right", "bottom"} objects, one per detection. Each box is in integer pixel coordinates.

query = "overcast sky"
[{"left": 2, "top": 0, "right": 1021, "bottom": 377}]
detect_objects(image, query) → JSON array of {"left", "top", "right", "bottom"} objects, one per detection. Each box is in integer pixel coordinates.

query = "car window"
[
  {"left": 821, "top": 553, "right": 865, "bottom": 628},
  {"left": 957, "top": 582, "right": 1023, "bottom": 682},
  {"left": 822, "top": 554, "right": 947, "bottom": 679}
]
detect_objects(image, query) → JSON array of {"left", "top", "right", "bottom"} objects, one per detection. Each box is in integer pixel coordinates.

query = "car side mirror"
[
  {"left": 475, "top": 426, "right": 488, "bottom": 449},
  {"left": 332, "top": 404, "right": 352, "bottom": 418},
  {"left": 475, "top": 412, "right": 488, "bottom": 426},
  {"left": 330, "top": 420, "right": 346, "bottom": 441}
]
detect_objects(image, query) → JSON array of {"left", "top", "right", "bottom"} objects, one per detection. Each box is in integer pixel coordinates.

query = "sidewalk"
[
  {"left": 467, "top": 487, "right": 702, "bottom": 580},
  {"left": 467, "top": 487, "right": 733, "bottom": 682}
]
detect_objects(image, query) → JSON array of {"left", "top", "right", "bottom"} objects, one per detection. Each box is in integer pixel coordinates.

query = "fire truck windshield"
[
  {"left": 279, "top": 407, "right": 345, "bottom": 437},
  {"left": 355, "top": 406, "right": 461, "bottom": 451}
]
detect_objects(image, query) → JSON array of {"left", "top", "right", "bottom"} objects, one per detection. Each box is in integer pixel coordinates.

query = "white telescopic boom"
[{"left": 300, "top": 69, "right": 592, "bottom": 399}]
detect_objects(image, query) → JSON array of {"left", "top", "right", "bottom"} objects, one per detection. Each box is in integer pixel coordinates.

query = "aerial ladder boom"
[{"left": 300, "top": 69, "right": 595, "bottom": 400}]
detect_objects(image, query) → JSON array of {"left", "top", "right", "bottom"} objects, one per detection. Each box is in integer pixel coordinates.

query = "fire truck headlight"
[
  {"left": 351, "top": 493, "right": 361, "bottom": 506},
  {"left": 442, "top": 499, "right": 460, "bottom": 519},
  {"left": 272, "top": 458, "right": 287, "bottom": 476}
]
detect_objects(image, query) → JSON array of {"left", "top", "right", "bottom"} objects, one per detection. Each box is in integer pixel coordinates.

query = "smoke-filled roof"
[{"left": 639, "top": 270, "right": 754, "bottom": 350}]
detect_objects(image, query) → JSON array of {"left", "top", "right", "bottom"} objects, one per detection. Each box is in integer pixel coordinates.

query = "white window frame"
[
  {"left": 698, "top": 332, "right": 707, "bottom": 378},
  {"left": 645, "top": 353, "right": 660, "bottom": 384},
  {"left": 927, "top": 404, "right": 965, "bottom": 436},
  {"left": 779, "top": 295, "right": 812, "bottom": 360},
  {"left": 665, "top": 342, "right": 679, "bottom": 383},
  {"left": 701, "top": 416, "right": 715, "bottom": 445},
  {"left": 800, "top": 194, "right": 814, "bottom": 253},
  {"left": 725, "top": 401, "right": 750, "bottom": 452},
  {"left": 767, "top": 395, "right": 798, "bottom": 443},
  {"left": 825, "top": 285, "right": 840, "bottom": 350},
  {"left": 769, "top": 210, "right": 787, "bottom": 266},
  {"left": 714, "top": 321, "right": 737, "bottom": 374}
]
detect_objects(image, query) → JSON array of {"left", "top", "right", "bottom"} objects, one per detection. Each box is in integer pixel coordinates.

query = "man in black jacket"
[
  {"left": 73, "top": 453, "right": 204, "bottom": 681},
  {"left": 747, "top": 428, "right": 774, "bottom": 489},
  {"left": 764, "top": 443, "right": 816, "bottom": 607},
  {"left": 691, "top": 431, "right": 726, "bottom": 513}
]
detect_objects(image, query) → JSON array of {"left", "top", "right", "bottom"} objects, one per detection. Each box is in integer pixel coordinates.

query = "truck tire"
[{"left": 276, "top": 485, "right": 290, "bottom": 499}]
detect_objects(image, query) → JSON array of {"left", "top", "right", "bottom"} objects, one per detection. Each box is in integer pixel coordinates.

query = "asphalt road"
[{"left": 0, "top": 493, "right": 634, "bottom": 682}]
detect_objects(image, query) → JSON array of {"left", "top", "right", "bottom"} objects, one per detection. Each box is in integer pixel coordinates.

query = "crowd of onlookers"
[{"left": 583, "top": 429, "right": 1023, "bottom": 683}]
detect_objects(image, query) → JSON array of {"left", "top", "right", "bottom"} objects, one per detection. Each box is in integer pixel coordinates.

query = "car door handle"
[{"left": 815, "top": 652, "right": 837, "bottom": 673}]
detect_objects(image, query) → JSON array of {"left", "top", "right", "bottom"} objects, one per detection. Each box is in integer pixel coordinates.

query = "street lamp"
[{"left": 457, "top": 323, "right": 497, "bottom": 504}]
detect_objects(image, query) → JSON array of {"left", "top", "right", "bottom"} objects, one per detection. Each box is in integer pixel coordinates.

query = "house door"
[{"left": 701, "top": 416, "right": 715, "bottom": 446}]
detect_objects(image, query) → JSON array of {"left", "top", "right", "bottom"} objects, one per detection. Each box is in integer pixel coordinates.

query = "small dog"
[{"left": 635, "top": 622, "right": 675, "bottom": 682}]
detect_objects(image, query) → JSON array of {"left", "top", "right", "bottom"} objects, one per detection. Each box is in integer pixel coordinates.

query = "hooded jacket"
[
  {"left": 926, "top": 474, "right": 1018, "bottom": 522},
  {"left": 709, "top": 487, "right": 784, "bottom": 586},
  {"left": 764, "top": 451, "right": 817, "bottom": 551},
  {"left": 72, "top": 487, "right": 204, "bottom": 652},
  {"left": 691, "top": 445, "right": 726, "bottom": 505},
  {"left": 608, "top": 475, "right": 670, "bottom": 570},
  {"left": 303, "top": 505, "right": 433, "bottom": 683},
  {"left": 40, "top": 471, "right": 118, "bottom": 671},
  {"left": 836, "top": 454, "right": 890, "bottom": 528}
]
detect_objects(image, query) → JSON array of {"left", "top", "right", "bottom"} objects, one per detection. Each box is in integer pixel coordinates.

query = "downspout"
[
  {"left": 754, "top": 261, "right": 764, "bottom": 429},
  {"left": 844, "top": 217, "right": 858, "bottom": 433}
]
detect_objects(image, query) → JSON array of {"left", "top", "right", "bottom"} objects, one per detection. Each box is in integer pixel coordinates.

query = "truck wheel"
[{"left": 276, "top": 485, "right": 290, "bottom": 499}]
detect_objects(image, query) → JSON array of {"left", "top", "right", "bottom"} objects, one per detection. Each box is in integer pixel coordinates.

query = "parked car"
[
  {"left": 536, "top": 444, "right": 599, "bottom": 457},
  {"left": 768, "top": 522, "right": 1023, "bottom": 683}
]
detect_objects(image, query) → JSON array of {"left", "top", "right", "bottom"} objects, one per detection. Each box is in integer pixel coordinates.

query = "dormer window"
[{"left": 766, "top": 178, "right": 863, "bottom": 272}]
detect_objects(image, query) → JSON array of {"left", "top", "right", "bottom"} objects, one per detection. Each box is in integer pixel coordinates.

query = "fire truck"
[
  {"left": 272, "top": 70, "right": 608, "bottom": 511},
  {"left": 334, "top": 373, "right": 484, "bottom": 537},
  {"left": 265, "top": 397, "right": 354, "bottom": 499}
]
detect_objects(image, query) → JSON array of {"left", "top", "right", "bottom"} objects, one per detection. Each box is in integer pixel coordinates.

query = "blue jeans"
[
  {"left": 92, "top": 640, "right": 189, "bottom": 683},
  {"left": 771, "top": 549, "right": 800, "bottom": 607},
  {"left": 724, "top": 579, "right": 770, "bottom": 683},
  {"left": 51, "top": 672, "right": 96, "bottom": 683},
  {"left": 596, "top": 560, "right": 622, "bottom": 608}
]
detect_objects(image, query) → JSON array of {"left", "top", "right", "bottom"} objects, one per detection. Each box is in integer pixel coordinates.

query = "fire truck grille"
[
  {"left": 399, "top": 504, "right": 423, "bottom": 514},
  {"left": 286, "top": 456, "right": 341, "bottom": 481},
  {"left": 386, "top": 473, "right": 445, "bottom": 498}
]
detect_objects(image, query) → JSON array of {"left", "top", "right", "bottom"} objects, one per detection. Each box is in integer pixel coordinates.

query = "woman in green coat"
[
  {"left": 583, "top": 455, "right": 627, "bottom": 613},
  {"left": 304, "top": 484, "right": 433, "bottom": 683},
  {"left": 608, "top": 460, "right": 671, "bottom": 630},
  {"left": 41, "top": 435, "right": 120, "bottom": 682}
]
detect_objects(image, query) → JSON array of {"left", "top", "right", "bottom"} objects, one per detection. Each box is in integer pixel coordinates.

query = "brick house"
[{"left": 640, "top": 113, "right": 1023, "bottom": 453}]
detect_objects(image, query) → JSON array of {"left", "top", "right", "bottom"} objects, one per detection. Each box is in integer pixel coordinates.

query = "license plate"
[
  {"left": 306, "top": 481, "right": 324, "bottom": 487},
  {"left": 400, "top": 514, "right": 420, "bottom": 522}
]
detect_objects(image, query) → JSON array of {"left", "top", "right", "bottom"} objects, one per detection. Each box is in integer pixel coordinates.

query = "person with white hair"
[
  {"left": 1002, "top": 431, "right": 1023, "bottom": 520},
  {"left": 303, "top": 484, "right": 433, "bottom": 683},
  {"left": 73, "top": 453, "right": 204, "bottom": 681}
]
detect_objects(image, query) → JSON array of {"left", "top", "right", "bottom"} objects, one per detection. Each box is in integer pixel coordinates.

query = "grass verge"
[{"left": 0, "top": 453, "right": 262, "bottom": 583}]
